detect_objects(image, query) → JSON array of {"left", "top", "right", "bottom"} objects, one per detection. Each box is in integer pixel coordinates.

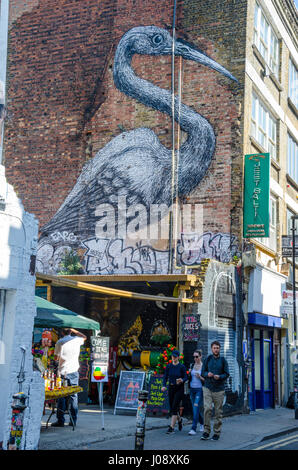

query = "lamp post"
[{"left": 291, "top": 215, "right": 298, "bottom": 419}]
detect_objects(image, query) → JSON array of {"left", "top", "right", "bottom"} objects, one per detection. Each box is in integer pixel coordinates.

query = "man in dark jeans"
[
  {"left": 52, "top": 328, "right": 86, "bottom": 427},
  {"left": 200, "top": 341, "right": 229, "bottom": 441}
]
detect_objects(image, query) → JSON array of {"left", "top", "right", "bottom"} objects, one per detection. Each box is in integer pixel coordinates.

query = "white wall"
[
  {"left": 247, "top": 264, "right": 287, "bottom": 317},
  {"left": 0, "top": 166, "right": 44, "bottom": 450}
]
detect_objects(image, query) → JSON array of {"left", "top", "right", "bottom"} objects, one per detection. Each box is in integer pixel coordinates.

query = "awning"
[
  {"left": 36, "top": 273, "right": 196, "bottom": 303},
  {"left": 34, "top": 296, "right": 100, "bottom": 331},
  {"left": 248, "top": 312, "right": 282, "bottom": 329}
]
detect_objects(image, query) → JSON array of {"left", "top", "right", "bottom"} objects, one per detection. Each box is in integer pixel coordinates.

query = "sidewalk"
[{"left": 38, "top": 404, "right": 298, "bottom": 450}]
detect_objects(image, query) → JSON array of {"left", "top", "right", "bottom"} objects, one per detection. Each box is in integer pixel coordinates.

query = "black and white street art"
[{"left": 37, "top": 26, "right": 238, "bottom": 274}]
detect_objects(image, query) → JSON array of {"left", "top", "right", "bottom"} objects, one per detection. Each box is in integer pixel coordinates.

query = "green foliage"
[
  {"left": 58, "top": 250, "right": 83, "bottom": 275},
  {"left": 150, "top": 334, "right": 172, "bottom": 346}
]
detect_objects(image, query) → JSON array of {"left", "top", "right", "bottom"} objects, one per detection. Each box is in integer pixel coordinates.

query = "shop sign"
[
  {"left": 182, "top": 313, "right": 201, "bottom": 342},
  {"left": 282, "top": 235, "right": 298, "bottom": 257},
  {"left": 90, "top": 336, "right": 109, "bottom": 383},
  {"left": 281, "top": 290, "right": 298, "bottom": 317},
  {"left": 243, "top": 153, "right": 270, "bottom": 238}
]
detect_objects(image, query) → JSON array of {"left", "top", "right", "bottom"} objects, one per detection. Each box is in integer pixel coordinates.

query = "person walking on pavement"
[
  {"left": 161, "top": 349, "right": 188, "bottom": 434},
  {"left": 188, "top": 349, "right": 205, "bottom": 435},
  {"left": 52, "top": 327, "right": 87, "bottom": 427},
  {"left": 200, "top": 341, "right": 229, "bottom": 441}
]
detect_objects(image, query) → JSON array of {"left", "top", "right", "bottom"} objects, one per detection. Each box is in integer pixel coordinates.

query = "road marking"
[
  {"left": 272, "top": 437, "right": 298, "bottom": 449},
  {"left": 254, "top": 433, "right": 298, "bottom": 450}
]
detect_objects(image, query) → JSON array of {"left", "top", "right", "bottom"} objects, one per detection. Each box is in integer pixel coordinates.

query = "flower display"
[{"left": 153, "top": 343, "right": 184, "bottom": 375}]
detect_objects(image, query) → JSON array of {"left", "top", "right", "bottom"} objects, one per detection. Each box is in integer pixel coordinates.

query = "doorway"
[{"left": 249, "top": 328, "right": 274, "bottom": 410}]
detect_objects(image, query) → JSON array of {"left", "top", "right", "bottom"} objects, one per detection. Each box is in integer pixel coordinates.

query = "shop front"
[
  {"left": 35, "top": 273, "right": 198, "bottom": 413},
  {"left": 247, "top": 265, "right": 286, "bottom": 411},
  {"left": 248, "top": 314, "right": 281, "bottom": 410},
  {"left": 32, "top": 295, "right": 100, "bottom": 417}
]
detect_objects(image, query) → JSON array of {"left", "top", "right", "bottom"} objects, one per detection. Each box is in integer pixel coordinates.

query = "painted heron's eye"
[{"left": 152, "top": 34, "right": 163, "bottom": 46}]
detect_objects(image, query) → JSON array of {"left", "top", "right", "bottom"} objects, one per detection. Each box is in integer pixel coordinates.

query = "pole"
[
  {"left": 291, "top": 216, "right": 298, "bottom": 419},
  {"left": 97, "top": 382, "right": 105, "bottom": 430},
  {"left": 134, "top": 390, "right": 149, "bottom": 451}
]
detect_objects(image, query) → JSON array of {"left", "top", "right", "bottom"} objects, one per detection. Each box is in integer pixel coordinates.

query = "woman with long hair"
[{"left": 188, "top": 349, "right": 205, "bottom": 435}]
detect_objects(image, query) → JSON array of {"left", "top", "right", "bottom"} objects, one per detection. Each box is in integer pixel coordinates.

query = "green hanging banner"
[{"left": 243, "top": 153, "right": 270, "bottom": 238}]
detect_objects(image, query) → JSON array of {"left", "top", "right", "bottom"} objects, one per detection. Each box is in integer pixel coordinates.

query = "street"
[
  {"left": 73, "top": 423, "right": 298, "bottom": 451},
  {"left": 244, "top": 432, "right": 298, "bottom": 450}
]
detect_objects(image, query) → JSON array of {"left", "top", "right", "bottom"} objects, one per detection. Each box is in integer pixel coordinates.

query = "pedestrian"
[
  {"left": 200, "top": 341, "right": 229, "bottom": 441},
  {"left": 161, "top": 349, "right": 188, "bottom": 434},
  {"left": 188, "top": 349, "right": 205, "bottom": 435},
  {"left": 52, "top": 327, "right": 87, "bottom": 427}
]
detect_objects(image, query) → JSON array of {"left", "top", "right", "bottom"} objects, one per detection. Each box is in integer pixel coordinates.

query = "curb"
[
  {"left": 260, "top": 426, "right": 298, "bottom": 442},
  {"left": 229, "top": 426, "right": 298, "bottom": 450}
]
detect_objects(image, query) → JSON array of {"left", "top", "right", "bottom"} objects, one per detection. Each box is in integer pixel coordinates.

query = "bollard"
[
  {"left": 8, "top": 392, "right": 27, "bottom": 450},
  {"left": 135, "top": 390, "right": 149, "bottom": 451}
]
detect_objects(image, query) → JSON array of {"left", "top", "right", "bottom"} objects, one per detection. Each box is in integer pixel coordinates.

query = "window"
[
  {"left": 251, "top": 93, "right": 277, "bottom": 160},
  {"left": 289, "top": 59, "right": 298, "bottom": 109},
  {"left": 287, "top": 209, "right": 298, "bottom": 236},
  {"left": 255, "top": 194, "right": 277, "bottom": 252},
  {"left": 254, "top": 2, "right": 279, "bottom": 76},
  {"left": 287, "top": 134, "right": 298, "bottom": 183}
]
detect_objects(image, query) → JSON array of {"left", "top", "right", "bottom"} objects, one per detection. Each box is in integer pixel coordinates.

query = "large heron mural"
[{"left": 38, "top": 26, "right": 238, "bottom": 274}]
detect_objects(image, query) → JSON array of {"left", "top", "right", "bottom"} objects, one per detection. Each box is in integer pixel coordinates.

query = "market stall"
[{"left": 33, "top": 296, "right": 100, "bottom": 426}]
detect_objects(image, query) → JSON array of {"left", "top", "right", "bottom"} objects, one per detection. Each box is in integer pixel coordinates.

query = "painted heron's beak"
[{"left": 175, "top": 38, "right": 238, "bottom": 82}]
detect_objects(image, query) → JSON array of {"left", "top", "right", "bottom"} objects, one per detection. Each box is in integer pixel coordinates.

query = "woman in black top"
[{"left": 161, "top": 350, "right": 188, "bottom": 434}]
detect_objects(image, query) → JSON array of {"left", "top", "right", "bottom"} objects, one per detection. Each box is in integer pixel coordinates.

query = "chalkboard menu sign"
[
  {"left": 114, "top": 371, "right": 145, "bottom": 413},
  {"left": 147, "top": 374, "right": 169, "bottom": 415}
]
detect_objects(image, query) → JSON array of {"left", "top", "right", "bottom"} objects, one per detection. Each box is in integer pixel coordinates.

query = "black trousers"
[{"left": 168, "top": 384, "right": 184, "bottom": 416}]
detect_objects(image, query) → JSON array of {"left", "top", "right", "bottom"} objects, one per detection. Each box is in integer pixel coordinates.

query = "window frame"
[
  {"left": 287, "top": 133, "right": 298, "bottom": 184},
  {"left": 254, "top": 194, "right": 278, "bottom": 252},
  {"left": 254, "top": 2, "right": 280, "bottom": 77},
  {"left": 287, "top": 208, "right": 298, "bottom": 236},
  {"left": 288, "top": 59, "right": 298, "bottom": 109},
  {"left": 251, "top": 92, "right": 277, "bottom": 161}
]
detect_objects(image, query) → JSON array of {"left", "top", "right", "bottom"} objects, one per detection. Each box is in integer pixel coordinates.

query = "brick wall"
[
  {"left": 4, "top": 0, "right": 246, "bottom": 234},
  {"left": 4, "top": 1, "right": 248, "bottom": 276}
]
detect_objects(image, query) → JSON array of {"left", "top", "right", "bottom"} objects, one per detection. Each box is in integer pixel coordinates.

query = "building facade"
[
  {"left": 2, "top": 0, "right": 297, "bottom": 415},
  {"left": 241, "top": 0, "right": 298, "bottom": 410}
]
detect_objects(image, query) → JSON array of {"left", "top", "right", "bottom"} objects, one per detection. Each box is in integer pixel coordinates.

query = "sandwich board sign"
[{"left": 114, "top": 370, "right": 145, "bottom": 414}]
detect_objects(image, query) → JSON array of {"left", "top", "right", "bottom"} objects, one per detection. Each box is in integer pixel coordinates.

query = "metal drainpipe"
[{"left": 168, "top": 0, "right": 177, "bottom": 274}]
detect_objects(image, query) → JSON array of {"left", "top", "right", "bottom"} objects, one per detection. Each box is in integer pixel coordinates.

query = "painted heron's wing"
[
  {"left": 40, "top": 166, "right": 140, "bottom": 240},
  {"left": 41, "top": 129, "right": 172, "bottom": 241}
]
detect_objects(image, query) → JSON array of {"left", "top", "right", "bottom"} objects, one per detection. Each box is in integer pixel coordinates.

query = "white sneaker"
[
  {"left": 199, "top": 425, "right": 204, "bottom": 432},
  {"left": 188, "top": 429, "right": 196, "bottom": 435}
]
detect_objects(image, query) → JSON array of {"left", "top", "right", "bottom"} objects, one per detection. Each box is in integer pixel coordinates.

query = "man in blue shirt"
[
  {"left": 161, "top": 350, "right": 188, "bottom": 434},
  {"left": 200, "top": 341, "right": 229, "bottom": 441}
]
